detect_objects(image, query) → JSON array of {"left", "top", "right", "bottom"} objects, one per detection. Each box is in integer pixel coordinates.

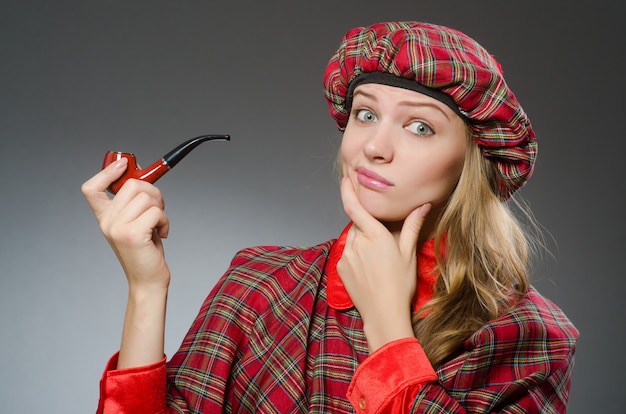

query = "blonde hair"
[{"left": 413, "top": 137, "right": 536, "bottom": 367}]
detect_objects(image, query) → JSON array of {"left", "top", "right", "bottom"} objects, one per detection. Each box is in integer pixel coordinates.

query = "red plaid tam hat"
[{"left": 323, "top": 21, "right": 537, "bottom": 199}]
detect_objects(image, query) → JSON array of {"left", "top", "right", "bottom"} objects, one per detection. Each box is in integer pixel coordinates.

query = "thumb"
[
  {"left": 398, "top": 203, "right": 432, "bottom": 258},
  {"left": 81, "top": 157, "right": 128, "bottom": 214}
]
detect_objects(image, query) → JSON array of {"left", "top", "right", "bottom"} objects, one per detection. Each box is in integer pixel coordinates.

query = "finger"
[
  {"left": 81, "top": 157, "right": 128, "bottom": 213},
  {"left": 135, "top": 206, "right": 170, "bottom": 240},
  {"left": 113, "top": 178, "right": 165, "bottom": 213},
  {"left": 106, "top": 195, "right": 169, "bottom": 246},
  {"left": 398, "top": 203, "right": 431, "bottom": 258},
  {"left": 339, "top": 176, "right": 380, "bottom": 234},
  {"left": 98, "top": 182, "right": 166, "bottom": 243}
]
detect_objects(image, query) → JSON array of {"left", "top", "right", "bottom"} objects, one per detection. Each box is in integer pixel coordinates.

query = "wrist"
[
  {"left": 128, "top": 280, "right": 170, "bottom": 298},
  {"left": 126, "top": 268, "right": 171, "bottom": 296},
  {"left": 362, "top": 313, "right": 414, "bottom": 353}
]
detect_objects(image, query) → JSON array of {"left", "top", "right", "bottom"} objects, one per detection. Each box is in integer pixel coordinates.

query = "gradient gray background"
[{"left": 1, "top": 1, "right": 623, "bottom": 412}]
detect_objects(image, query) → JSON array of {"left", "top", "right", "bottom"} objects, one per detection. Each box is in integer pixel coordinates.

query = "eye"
[
  {"left": 354, "top": 108, "right": 378, "bottom": 123},
  {"left": 406, "top": 120, "right": 434, "bottom": 136}
]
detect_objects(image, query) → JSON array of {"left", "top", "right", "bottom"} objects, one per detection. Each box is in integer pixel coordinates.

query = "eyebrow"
[{"left": 352, "top": 89, "right": 452, "bottom": 121}]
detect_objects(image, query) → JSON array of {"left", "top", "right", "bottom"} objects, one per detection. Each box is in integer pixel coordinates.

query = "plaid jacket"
[{"left": 98, "top": 239, "right": 578, "bottom": 413}]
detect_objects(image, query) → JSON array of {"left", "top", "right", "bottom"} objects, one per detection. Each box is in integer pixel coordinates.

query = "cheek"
[
  {"left": 338, "top": 146, "right": 348, "bottom": 176},
  {"left": 406, "top": 149, "right": 466, "bottom": 199},
  {"left": 339, "top": 133, "right": 358, "bottom": 173}
]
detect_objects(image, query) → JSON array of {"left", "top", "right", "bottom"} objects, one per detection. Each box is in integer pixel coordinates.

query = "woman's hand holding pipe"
[
  {"left": 81, "top": 158, "right": 170, "bottom": 368},
  {"left": 337, "top": 177, "right": 431, "bottom": 353},
  {"left": 82, "top": 157, "right": 171, "bottom": 290}
]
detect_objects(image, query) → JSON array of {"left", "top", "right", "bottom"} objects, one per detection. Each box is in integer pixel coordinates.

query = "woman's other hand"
[{"left": 338, "top": 177, "right": 431, "bottom": 352}]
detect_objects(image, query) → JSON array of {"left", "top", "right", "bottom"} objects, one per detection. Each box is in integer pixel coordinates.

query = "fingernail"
[
  {"left": 419, "top": 203, "right": 432, "bottom": 217},
  {"left": 113, "top": 158, "right": 128, "bottom": 168}
]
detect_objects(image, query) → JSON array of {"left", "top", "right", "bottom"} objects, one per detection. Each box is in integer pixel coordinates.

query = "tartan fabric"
[
  {"left": 166, "top": 241, "right": 368, "bottom": 413},
  {"left": 96, "top": 238, "right": 577, "bottom": 412},
  {"left": 411, "top": 288, "right": 578, "bottom": 413},
  {"left": 323, "top": 22, "right": 537, "bottom": 199},
  {"left": 133, "top": 240, "right": 577, "bottom": 413}
]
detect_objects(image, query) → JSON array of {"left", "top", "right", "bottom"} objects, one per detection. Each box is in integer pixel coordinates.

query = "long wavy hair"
[{"left": 412, "top": 135, "right": 539, "bottom": 367}]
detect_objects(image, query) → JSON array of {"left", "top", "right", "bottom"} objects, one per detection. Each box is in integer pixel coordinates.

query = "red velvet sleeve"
[
  {"left": 96, "top": 352, "right": 168, "bottom": 414},
  {"left": 347, "top": 338, "right": 438, "bottom": 413}
]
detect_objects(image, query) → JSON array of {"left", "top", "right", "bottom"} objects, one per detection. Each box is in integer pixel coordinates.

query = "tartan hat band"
[
  {"left": 323, "top": 22, "right": 537, "bottom": 199},
  {"left": 345, "top": 72, "right": 467, "bottom": 120}
]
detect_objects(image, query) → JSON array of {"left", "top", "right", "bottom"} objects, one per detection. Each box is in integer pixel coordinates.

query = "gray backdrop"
[{"left": 1, "top": 1, "right": 623, "bottom": 412}]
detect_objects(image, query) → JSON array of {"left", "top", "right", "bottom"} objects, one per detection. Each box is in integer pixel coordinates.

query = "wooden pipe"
[{"left": 102, "top": 134, "right": 230, "bottom": 194}]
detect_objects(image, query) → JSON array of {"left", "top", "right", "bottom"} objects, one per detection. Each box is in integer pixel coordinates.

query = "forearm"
[{"left": 117, "top": 284, "right": 169, "bottom": 369}]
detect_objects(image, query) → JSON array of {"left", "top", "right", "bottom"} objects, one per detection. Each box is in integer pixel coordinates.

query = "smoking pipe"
[{"left": 102, "top": 134, "right": 230, "bottom": 194}]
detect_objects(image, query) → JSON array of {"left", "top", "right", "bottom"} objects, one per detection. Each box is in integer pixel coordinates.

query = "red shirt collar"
[{"left": 326, "top": 223, "right": 440, "bottom": 312}]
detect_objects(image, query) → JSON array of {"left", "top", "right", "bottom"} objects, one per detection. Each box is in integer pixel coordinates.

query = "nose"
[{"left": 363, "top": 124, "right": 394, "bottom": 163}]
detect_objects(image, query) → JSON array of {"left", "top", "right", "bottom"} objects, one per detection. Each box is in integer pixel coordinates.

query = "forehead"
[{"left": 352, "top": 83, "right": 459, "bottom": 118}]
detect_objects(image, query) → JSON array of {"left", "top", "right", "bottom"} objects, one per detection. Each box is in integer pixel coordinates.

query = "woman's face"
[{"left": 341, "top": 83, "right": 468, "bottom": 229}]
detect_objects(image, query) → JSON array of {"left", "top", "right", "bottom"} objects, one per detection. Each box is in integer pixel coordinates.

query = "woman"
[{"left": 83, "top": 21, "right": 578, "bottom": 413}]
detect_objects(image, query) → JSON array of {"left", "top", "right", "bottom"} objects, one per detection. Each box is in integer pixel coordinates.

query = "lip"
[{"left": 356, "top": 166, "right": 393, "bottom": 190}]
